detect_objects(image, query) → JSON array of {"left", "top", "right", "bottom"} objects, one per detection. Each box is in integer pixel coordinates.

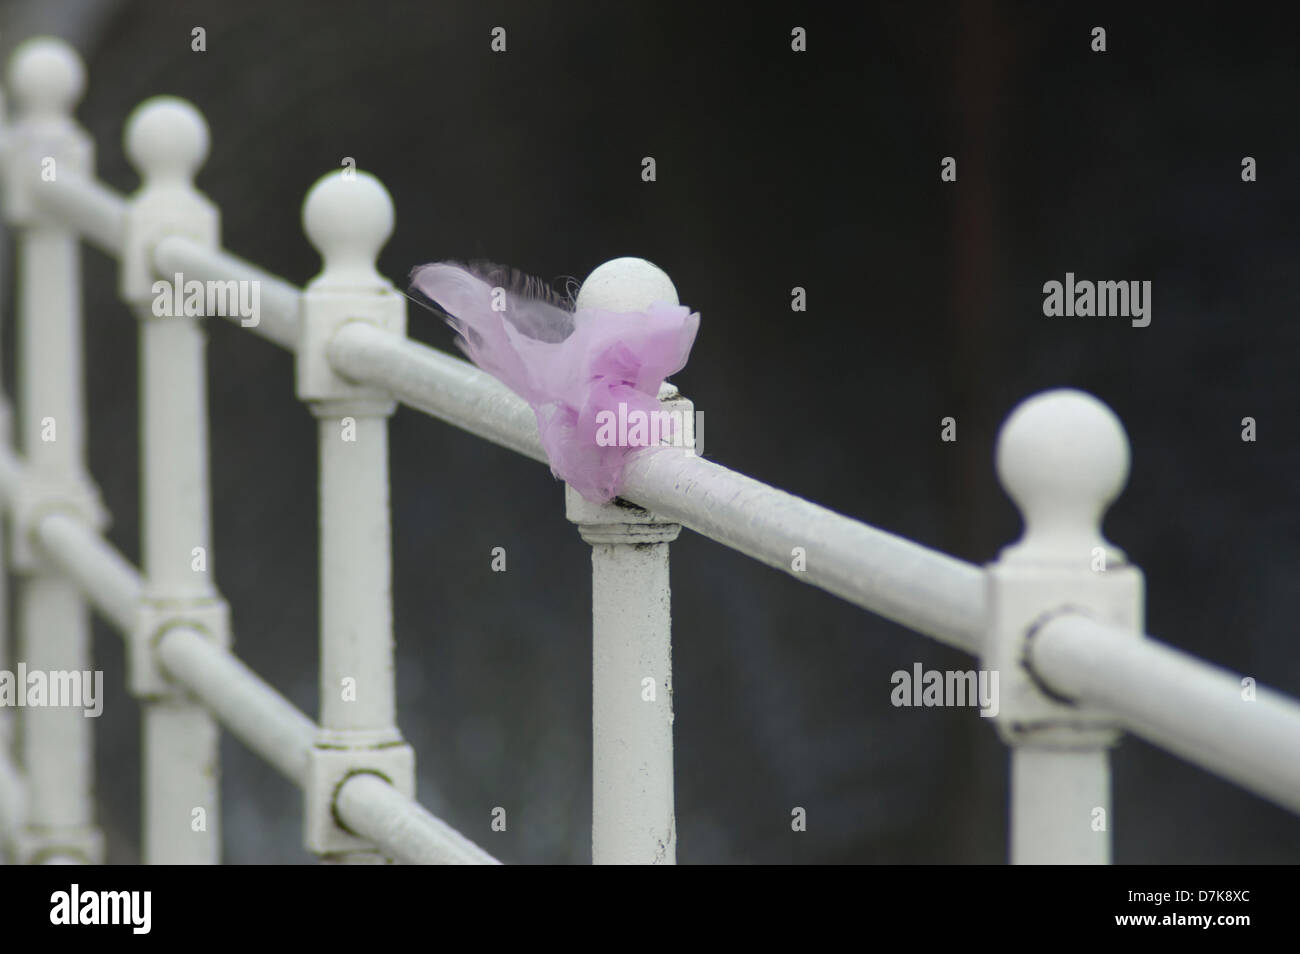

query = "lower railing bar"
[
  {"left": 326, "top": 323, "right": 985, "bottom": 653},
  {"left": 32, "top": 172, "right": 127, "bottom": 257},
  {"left": 157, "top": 631, "right": 500, "bottom": 863},
  {"left": 334, "top": 772, "right": 501, "bottom": 865},
  {"left": 15, "top": 490, "right": 312, "bottom": 787},
  {"left": 22, "top": 507, "right": 313, "bottom": 786},
  {"left": 32, "top": 511, "right": 141, "bottom": 635},
  {"left": 0, "top": 447, "right": 139, "bottom": 636},
  {"left": 151, "top": 236, "right": 301, "bottom": 349},
  {"left": 30, "top": 521, "right": 494, "bottom": 860},
  {"left": 155, "top": 626, "right": 315, "bottom": 786},
  {"left": 1032, "top": 613, "right": 1300, "bottom": 816},
  {"left": 0, "top": 449, "right": 494, "bottom": 862}
]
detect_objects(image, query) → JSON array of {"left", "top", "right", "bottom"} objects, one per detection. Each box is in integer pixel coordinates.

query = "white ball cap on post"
[
  {"left": 995, "top": 388, "right": 1131, "bottom": 566},
  {"left": 124, "top": 96, "right": 209, "bottom": 188},
  {"left": 296, "top": 168, "right": 404, "bottom": 405},
  {"left": 119, "top": 96, "right": 216, "bottom": 306},
  {"left": 301, "top": 170, "right": 394, "bottom": 291},
  {"left": 4, "top": 38, "right": 90, "bottom": 225},
  {"left": 7, "top": 37, "right": 84, "bottom": 119},
  {"left": 576, "top": 257, "right": 686, "bottom": 401},
  {"left": 576, "top": 256, "right": 679, "bottom": 312}
]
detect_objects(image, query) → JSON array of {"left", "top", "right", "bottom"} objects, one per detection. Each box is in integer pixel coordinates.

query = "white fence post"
[
  {"left": 119, "top": 96, "right": 228, "bottom": 864},
  {"left": 984, "top": 389, "right": 1144, "bottom": 864},
  {"left": 0, "top": 49, "right": 15, "bottom": 862},
  {"left": 567, "top": 257, "right": 690, "bottom": 865},
  {"left": 3, "top": 37, "right": 107, "bottom": 865},
  {"left": 296, "top": 169, "right": 414, "bottom": 863}
]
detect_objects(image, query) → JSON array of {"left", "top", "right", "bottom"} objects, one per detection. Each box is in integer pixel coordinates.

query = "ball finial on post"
[
  {"left": 124, "top": 96, "right": 210, "bottom": 187},
  {"left": 301, "top": 170, "right": 394, "bottom": 290},
  {"left": 576, "top": 256, "right": 679, "bottom": 312},
  {"left": 7, "top": 37, "right": 85, "bottom": 119},
  {"left": 995, "top": 388, "right": 1130, "bottom": 565}
]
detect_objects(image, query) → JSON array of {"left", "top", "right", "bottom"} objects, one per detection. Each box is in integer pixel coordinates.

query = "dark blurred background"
[{"left": 0, "top": 0, "right": 1296, "bottom": 863}]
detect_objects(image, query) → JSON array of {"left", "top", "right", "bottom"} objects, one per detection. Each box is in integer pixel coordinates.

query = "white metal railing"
[{"left": 0, "top": 34, "right": 1295, "bottom": 865}]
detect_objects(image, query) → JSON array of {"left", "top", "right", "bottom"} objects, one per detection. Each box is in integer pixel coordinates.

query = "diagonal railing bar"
[
  {"left": 154, "top": 626, "right": 318, "bottom": 787},
  {"left": 151, "top": 236, "right": 300, "bottom": 348},
  {"left": 326, "top": 321, "right": 987, "bottom": 653},
  {"left": 621, "top": 450, "right": 986, "bottom": 652},
  {"left": 327, "top": 323, "right": 548, "bottom": 462},
  {"left": 0, "top": 445, "right": 499, "bottom": 865},
  {"left": 33, "top": 510, "right": 139, "bottom": 633},
  {"left": 334, "top": 773, "right": 502, "bottom": 866},
  {"left": 1031, "top": 613, "right": 1300, "bottom": 816},
  {"left": 30, "top": 171, "right": 126, "bottom": 256},
  {"left": 29, "top": 177, "right": 302, "bottom": 348},
  {"left": 32, "top": 164, "right": 992, "bottom": 655}
]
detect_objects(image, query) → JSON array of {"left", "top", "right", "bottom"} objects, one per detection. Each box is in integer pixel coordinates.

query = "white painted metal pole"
[
  {"left": 17, "top": 575, "right": 96, "bottom": 847},
  {"left": 0, "top": 71, "right": 13, "bottom": 863},
  {"left": 582, "top": 524, "right": 680, "bottom": 864},
  {"left": 0, "top": 578, "right": 13, "bottom": 858},
  {"left": 138, "top": 320, "right": 213, "bottom": 596},
  {"left": 297, "top": 169, "right": 414, "bottom": 863},
  {"left": 0, "top": 748, "right": 22, "bottom": 860},
  {"left": 0, "top": 347, "right": 19, "bottom": 863},
  {"left": 1011, "top": 748, "right": 1110, "bottom": 864},
  {"left": 567, "top": 258, "right": 685, "bottom": 865},
  {"left": 985, "top": 389, "right": 1144, "bottom": 865},
  {"left": 0, "top": 479, "right": 12, "bottom": 861},
  {"left": 302, "top": 178, "right": 400, "bottom": 744},
  {"left": 120, "top": 97, "right": 227, "bottom": 864},
  {"left": 316, "top": 414, "right": 396, "bottom": 736},
  {"left": 4, "top": 37, "right": 105, "bottom": 866}
]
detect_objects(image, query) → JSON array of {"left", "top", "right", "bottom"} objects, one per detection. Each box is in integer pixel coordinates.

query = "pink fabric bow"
[{"left": 410, "top": 262, "right": 700, "bottom": 503}]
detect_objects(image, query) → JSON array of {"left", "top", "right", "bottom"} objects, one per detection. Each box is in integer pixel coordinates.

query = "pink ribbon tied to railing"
[{"left": 409, "top": 262, "right": 700, "bottom": 503}]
